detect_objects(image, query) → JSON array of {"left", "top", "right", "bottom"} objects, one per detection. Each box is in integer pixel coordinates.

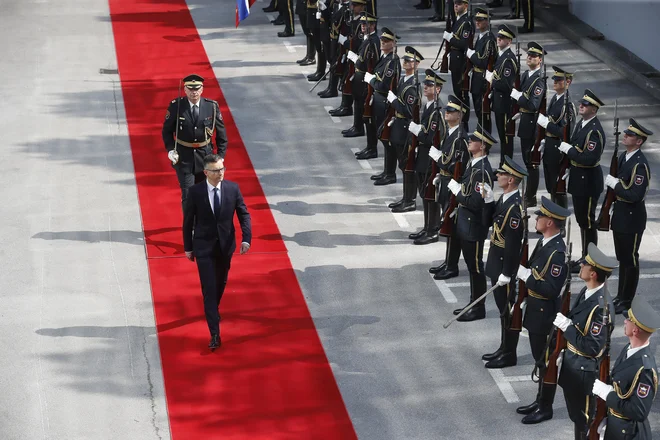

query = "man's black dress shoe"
[
  {"left": 388, "top": 198, "right": 404, "bottom": 209},
  {"left": 516, "top": 401, "right": 539, "bottom": 415},
  {"left": 374, "top": 175, "right": 396, "bottom": 185},
  {"left": 414, "top": 233, "right": 439, "bottom": 245},
  {"left": 209, "top": 334, "right": 221, "bottom": 350},
  {"left": 484, "top": 352, "right": 517, "bottom": 368},
  {"left": 391, "top": 201, "right": 416, "bottom": 213},
  {"left": 356, "top": 150, "right": 377, "bottom": 160},
  {"left": 409, "top": 230, "right": 426, "bottom": 240},
  {"left": 371, "top": 171, "right": 386, "bottom": 180},
  {"left": 278, "top": 30, "right": 294, "bottom": 37},
  {"left": 433, "top": 267, "right": 459, "bottom": 280},
  {"left": 343, "top": 127, "right": 365, "bottom": 138},
  {"left": 521, "top": 407, "right": 553, "bottom": 424},
  {"left": 307, "top": 71, "right": 324, "bottom": 81},
  {"left": 429, "top": 263, "right": 447, "bottom": 274},
  {"left": 271, "top": 16, "right": 284, "bottom": 25},
  {"left": 329, "top": 106, "right": 352, "bottom": 116},
  {"left": 318, "top": 89, "right": 338, "bottom": 98}
]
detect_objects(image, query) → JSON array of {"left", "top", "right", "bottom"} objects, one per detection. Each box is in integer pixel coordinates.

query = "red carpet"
[{"left": 108, "top": 1, "right": 357, "bottom": 438}]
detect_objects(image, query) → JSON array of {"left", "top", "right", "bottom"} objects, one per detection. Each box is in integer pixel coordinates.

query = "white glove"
[
  {"left": 511, "top": 113, "right": 521, "bottom": 122},
  {"left": 553, "top": 313, "right": 572, "bottom": 332},
  {"left": 485, "top": 70, "right": 494, "bottom": 84},
  {"left": 315, "top": 11, "right": 321, "bottom": 19},
  {"left": 466, "top": 48, "right": 475, "bottom": 59},
  {"left": 318, "top": 0, "right": 327, "bottom": 11},
  {"left": 536, "top": 113, "right": 549, "bottom": 128},
  {"left": 562, "top": 168, "right": 570, "bottom": 181},
  {"left": 517, "top": 266, "right": 532, "bottom": 282},
  {"left": 347, "top": 51, "right": 358, "bottom": 63},
  {"left": 387, "top": 90, "right": 397, "bottom": 103},
  {"left": 408, "top": 121, "right": 422, "bottom": 136},
  {"left": 497, "top": 274, "right": 512, "bottom": 287},
  {"left": 338, "top": 34, "right": 347, "bottom": 45},
  {"left": 558, "top": 141, "right": 573, "bottom": 154},
  {"left": 432, "top": 174, "right": 440, "bottom": 186},
  {"left": 387, "top": 118, "right": 394, "bottom": 127},
  {"left": 605, "top": 174, "right": 618, "bottom": 189},
  {"left": 448, "top": 179, "right": 461, "bottom": 195},
  {"left": 363, "top": 72, "right": 375, "bottom": 83},
  {"left": 443, "top": 31, "right": 453, "bottom": 42},
  {"left": 510, "top": 88, "right": 523, "bottom": 100},
  {"left": 429, "top": 146, "right": 442, "bottom": 162},
  {"left": 538, "top": 139, "right": 546, "bottom": 153},
  {"left": 592, "top": 379, "right": 614, "bottom": 401},
  {"left": 167, "top": 149, "right": 179, "bottom": 165},
  {"left": 482, "top": 183, "right": 494, "bottom": 203}
]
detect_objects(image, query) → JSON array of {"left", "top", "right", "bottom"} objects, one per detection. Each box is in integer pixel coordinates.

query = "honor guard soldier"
[
  {"left": 510, "top": 41, "right": 547, "bottom": 207},
  {"left": 605, "top": 119, "right": 652, "bottom": 315},
  {"left": 429, "top": 0, "right": 446, "bottom": 22},
  {"left": 519, "top": 0, "right": 534, "bottom": 33},
  {"left": 447, "top": 124, "right": 495, "bottom": 321},
  {"left": 305, "top": 0, "right": 324, "bottom": 78},
  {"left": 314, "top": 0, "right": 333, "bottom": 85},
  {"left": 428, "top": 96, "right": 470, "bottom": 278},
  {"left": 278, "top": 0, "right": 296, "bottom": 36},
  {"left": 555, "top": 243, "right": 617, "bottom": 440},
  {"left": 486, "top": 24, "right": 518, "bottom": 165},
  {"left": 442, "top": 0, "right": 473, "bottom": 131},
  {"left": 318, "top": 0, "right": 351, "bottom": 98},
  {"left": 592, "top": 296, "right": 659, "bottom": 440},
  {"left": 296, "top": 0, "right": 315, "bottom": 64},
  {"left": 407, "top": 70, "right": 447, "bottom": 244},
  {"left": 162, "top": 74, "right": 228, "bottom": 210},
  {"left": 557, "top": 89, "right": 606, "bottom": 268},
  {"left": 343, "top": 11, "right": 380, "bottom": 139},
  {"left": 480, "top": 156, "right": 527, "bottom": 368},
  {"left": 536, "top": 66, "right": 575, "bottom": 209},
  {"left": 466, "top": 8, "right": 496, "bottom": 134},
  {"left": 386, "top": 47, "right": 423, "bottom": 213},
  {"left": 515, "top": 196, "right": 571, "bottom": 424}
]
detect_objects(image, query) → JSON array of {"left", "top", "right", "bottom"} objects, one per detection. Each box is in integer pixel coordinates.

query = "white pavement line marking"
[
  {"left": 486, "top": 364, "right": 521, "bottom": 403},
  {"left": 265, "top": 13, "right": 275, "bottom": 22},
  {"left": 444, "top": 281, "right": 470, "bottom": 287},
  {"left": 502, "top": 375, "right": 533, "bottom": 382},
  {"left": 432, "top": 277, "right": 458, "bottom": 303},
  {"left": 301, "top": 70, "right": 311, "bottom": 79},
  {"left": 385, "top": 202, "right": 411, "bottom": 228},
  {"left": 351, "top": 148, "right": 373, "bottom": 170},
  {"left": 282, "top": 41, "right": 296, "bottom": 53},
  {"left": 324, "top": 105, "right": 341, "bottom": 124}
]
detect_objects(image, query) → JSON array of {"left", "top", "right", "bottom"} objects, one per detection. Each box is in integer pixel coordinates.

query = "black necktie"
[
  {"left": 192, "top": 104, "right": 199, "bottom": 125},
  {"left": 213, "top": 187, "right": 221, "bottom": 220}
]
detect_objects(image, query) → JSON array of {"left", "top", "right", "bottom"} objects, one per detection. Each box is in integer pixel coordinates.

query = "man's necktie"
[
  {"left": 213, "top": 187, "right": 221, "bottom": 220},
  {"left": 192, "top": 104, "right": 199, "bottom": 125}
]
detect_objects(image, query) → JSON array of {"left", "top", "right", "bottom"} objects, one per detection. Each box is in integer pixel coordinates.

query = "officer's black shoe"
[
  {"left": 296, "top": 56, "right": 310, "bottom": 64},
  {"left": 307, "top": 71, "right": 325, "bottom": 82},
  {"left": 409, "top": 229, "right": 427, "bottom": 240},
  {"left": 318, "top": 88, "right": 338, "bottom": 98},
  {"left": 518, "top": 28, "right": 534, "bottom": 34},
  {"left": 521, "top": 407, "right": 553, "bottom": 424},
  {"left": 277, "top": 30, "right": 294, "bottom": 37},
  {"left": 356, "top": 149, "right": 377, "bottom": 160},
  {"left": 429, "top": 263, "right": 447, "bottom": 274},
  {"left": 343, "top": 127, "right": 365, "bottom": 138},
  {"left": 371, "top": 171, "right": 386, "bottom": 180},
  {"left": 299, "top": 57, "right": 316, "bottom": 66},
  {"left": 434, "top": 267, "right": 459, "bottom": 280},
  {"left": 516, "top": 401, "right": 539, "bottom": 415},
  {"left": 329, "top": 106, "right": 352, "bottom": 117},
  {"left": 429, "top": 15, "right": 443, "bottom": 22},
  {"left": 374, "top": 175, "right": 396, "bottom": 185},
  {"left": 526, "top": 196, "right": 537, "bottom": 207},
  {"left": 208, "top": 334, "right": 221, "bottom": 350},
  {"left": 271, "top": 16, "right": 284, "bottom": 25},
  {"left": 263, "top": 6, "right": 277, "bottom": 12},
  {"left": 452, "top": 305, "right": 467, "bottom": 316},
  {"left": 503, "top": 14, "right": 519, "bottom": 19},
  {"left": 484, "top": 352, "right": 517, "bottom": 368},
  {"left": 457, "top": 306, "right": 486, "bottom": 322},
  {"left": 414, "top": 232, "right": 439, "bottom": 245},
  {"left": 486, "top": 0, "right": 502, "bottom": 6},
  {"left": 342, "top": 126, "right": 355, "bottom": 135},
  {"left": 482, "top": 348, "right": 504, "bottom": 361},
  {"left": 391, "top": 201, "right": 416, "bottom": 213},
  {"left": 388, "top": 198, "right": 404, "bottom": 209},
  {"left": 615, "top": 301, "right": 631, "bottom": 315}
]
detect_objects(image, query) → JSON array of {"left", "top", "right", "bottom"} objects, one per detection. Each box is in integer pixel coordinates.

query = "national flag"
[{"left": 236, "top": 0, "right": 257, "bottom": 27}]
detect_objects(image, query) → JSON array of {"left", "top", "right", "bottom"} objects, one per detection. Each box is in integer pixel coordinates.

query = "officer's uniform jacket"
[
  {"left": 435, "top": 126, "right": 468, "bottom": 205},
  {"left": 522, "top": 235, "right": 567, "bottom": 335},
  {"left": 604, "top": 344, "right": 658, "bottom": 440},
  {"left": 611, "top": 150, "right": 651, "bottom": 234},
  {"left": 454, "top": 156, "right": 494, "bottom": 242},
  {"left": 544, "top": 92, "right": 575, "bottom": 165},
  {"left": 330, "top": 1, "right": 350, "bottom": 41},
  {"left": 369, "top": 52, "right": 400, "bottom": 125},
  {"left": 162, "top": 97, "right": 228, "bottom": 174},
  {"left": 491, "top": 47, "right": 519, "bottom": 114},
  {"left": 448, "top": 12, "right": 473, "bottom": 79},
  {"left": 414, "top": 101, "right": 446, "bottom": 174},
  {"left": 469, "top": 31, "right": 496, "bottom": 97},
  {"left": 566, "top": 116, "right": 606, "bottom": 197},
  {"left": 516, "top": 68, "right": 546, "bottom": 139},
  {"left": 353, "top": 31, "right": 380, "bottom": 94},
  {"left": 483, "top": 190, "right": 524, "bottom": 279},
  {"left": 389, "top": 75, "right": 419, "bottom": 147}
]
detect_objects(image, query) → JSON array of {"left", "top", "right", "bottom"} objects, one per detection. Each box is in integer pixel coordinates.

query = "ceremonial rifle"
[
  {"left": 555, "top": 80, "right": 572, "bottom": 195},
  {"left": 425, "top": 82, "right": 443, "bottom": 201},
  {"left": 438, "top": 149, "right": 463, "bottom": 237},
  {"left": 596, "top": 99, "right": 621, "bottom": 231},
  {"left": 430, "top": 0, "right": 454, "bottom": 72},
  {"left": 506, "top": 38, "right": 521, "bottom": 138},
  {"left": 531, "top": 63, "right": 547, "bottom": 167},
  {"left": 587, "top": 295, "right": 612, "bottom": 439},
  {"left": 363, "top": 50, "right": 376, "bottom": 118},
  {"left": 509, "top": 177, "right": 529, "bottom": 331},
  {"left": 342, "top": 17, "right": 357, "bottom": 96},
  {"left": 404, "top": 64, "right": 421, "bottom": 174},
  {"left": 481, "top": 13, "right": 494, "bottom": 120}
]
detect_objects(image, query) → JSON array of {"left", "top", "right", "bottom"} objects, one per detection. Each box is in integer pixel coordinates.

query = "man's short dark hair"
[
  {"left": 593, "top": 267, "right": 610, "bottom": 283},
  {"left": 511, "top": 175, "right": 522, "bottom": 186},
  {"left": 203, "top": 154, "right": 223, "bottom": 168}
]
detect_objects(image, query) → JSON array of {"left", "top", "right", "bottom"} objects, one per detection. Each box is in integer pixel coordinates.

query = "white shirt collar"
[
  {"left": 555, "top": 92, "right": 564, "bottom": 100},
  {"left": 447, "top": 125, "right": 459, "bottom": 136},
  {"left": 529, "top": 66, "right": 541, "bottom": 75},
  {"left": 542, "top": 232, "right": 560, "bottom": 246},
  {"left": 426, "top": 100, "right": 434, "bottom": 109},
  {"left": 584, "top": 283, "right": 604, "bottom": 301},
  {"left": 501, "top": 188, "right": 519, "bottom": 203},
  {"left": 404, "top": 74, "right": 414, "bottom": 82},
  {"left": 189, "top": 100, "right": 199, "bottom": 108},
  {"left": 498, "top": 46, "right": 511, "bottom": 57},
  {"left": 471, "top": 156, "right": 485, "bottom": 166},
  {"left": 625, "top": 149, "right": 640, "bottom": 161},
  {"left": 627, "top": 341, "right": 651, "bottom": 359},
  {"left": 581, "top": 115, "right": 597, "bottom": 126},
  {"left": 206, "top": 180, "right": 221, "bottom": 192}
]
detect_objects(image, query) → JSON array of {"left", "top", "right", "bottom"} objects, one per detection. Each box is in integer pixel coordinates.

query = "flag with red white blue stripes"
[{"left": 236, "top": 0, "right": 257, "bottom": 27}]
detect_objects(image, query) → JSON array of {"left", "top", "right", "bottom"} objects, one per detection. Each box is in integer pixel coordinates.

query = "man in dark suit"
[
  {"left": 162, "top": 74, "right": 228, "bottom": 211},
  {"left": 183, "top": 154, "right": 252, "bottom": 350}
]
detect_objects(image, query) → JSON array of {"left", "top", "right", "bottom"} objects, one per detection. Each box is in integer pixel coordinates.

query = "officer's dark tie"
[
  {"left": 213, "top": 187, "right": 221, "bottom": 221},
  {"left": 192, "top": 103, "right": 199, "bottom": 126}
]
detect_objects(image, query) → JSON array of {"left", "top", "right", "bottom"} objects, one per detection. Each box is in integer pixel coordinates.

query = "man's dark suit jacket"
[{"left": 183, "top": 180, "right": 251, "bottom": 258}]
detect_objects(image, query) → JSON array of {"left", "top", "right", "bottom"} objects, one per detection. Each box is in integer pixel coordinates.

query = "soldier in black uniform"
[
  {"left": 318, "top": 0, "right": 350, "bottom": 98},
  {"left": 363, "top": 27, "right": 401, "bottom": 183},
  {"left": 519, "top": 0, "right": 534, "bottom": 34},
  {"left": 386, "top": 47, "right": 423, "bottom": 213},
  {"left": 466, "top": 8, "right": 496, "bottom": 134},
  {"left": 295, "top": 0, "right": 316, "bottom": 64},
  {"left": 515, "top": 197, "right": 570, "bottom": 424},
  {"left": 429, "top": 0, "right": 446, "bottom": 22},
  {"left": 442, "top": 0, "right": 472, "bottom": 131},
  {"left": 407, "top": 70, "right": 447, "bottom": 244},
  {"left": 305, "top": 1, "right": 324, "bottom": 78},
  {"left": 447, "top": 125, "right": 495, "bottom": 321},
  {"left": 278, "top": 0, "right": 296, "bottom": 37},
  {"left": 557, "top": 89, "right": 606, "bottom": 268},
  {"left": 536, "top": 66, "right": 575, "bottom": 209},
  {"left": 604, "top": 119, "right": 653, "bottom": 315},
  {"left": 162, "top": 74, "right": 228, "bottom": 211},
  {"left": 555, "top": 243, "right": 617, "bottom": 440},
  {"left": 510, "top": 41, "right": 546, "bottom": 207},
  {"left": 591, "top": 295, "right": 659, "bottom": 440},
  {"left": 428, "top": 96, "right": 470, "bottom": 278},
  {"left": 480, "top": 156, "right": 527, "bottom": 368},
  {"left": 486, "top": 24, "right": 518, "bottom": 165}
]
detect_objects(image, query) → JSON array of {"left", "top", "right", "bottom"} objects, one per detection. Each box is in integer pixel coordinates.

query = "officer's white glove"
[
  {"left": 485, "top": 70, "right": 494, "bottom": 83},
  {"left": 167, "top": 149, "right": 179, "bottom": 165},
  {"left": 387, "top": 90, "right": 397, "bottom": 103},
  {"left": 558, "top": 141, "right": 573, "bottom": 154},
  {"left": 432, "top": 174, "right": 441, "bottom": 186},
  {"left": 315, "top": 11, "right": 321, "bottom": 19},
  {"left": 553, "top": 313, "right": 572, "bottom": 332},
  {"left": 592, "top": 379, "right": 614, "bottom": 401},
  {"left": 466, "top": 48, "right": 476, "bottom": 59},
  {"left": 536, "top": 113, "right": 549, "bottom": 128},
  {"left": 338, "top": 34, "right": 348, "bottom": 45},
  {"left": 497, "top": 274, "right": 512, "bottom": 287},
  {"left": 337, "top": 3, "right": 343, "bottom": 10},
  {"left": 561, "top": 168, "right": 570, "bottom": 181},
  {"left": 318, "top": 0, "right": 327, "bottom": 11},
  {"left": 448, "top": 179, "right": 461, "bottom": 195},
  {"left": 605, "top": 174, "right": 618, "bottom": 189},
  {"left": 443, "top": 31, "right": 453, "bottom": 42},
  {"left": 347, "top": 51, "right": 358, "bottom": 63},
  {"left": 482, "top": 183, "right": 495, "bottom": 203},
  {"left": 387, "top": 118, "right": 394, "bottom": 127},
  {"left": 511, "top": 113, "right": 521, "bottom": 122},
  {"left": 408, "top": 121, "right": 422, "bottom": 136},
  {"left": 429, "top": 146, "right": 442, "bottom": 162},
  {"left": 517, "top": 266, "right": 532, "bottom": 282},
  {"left": 363, "top": 72, "right": 375, "bottom": 83},
  {"left": 538, "top": 139, "right": 546, "bottom": 154},
  {"left": 510, "top": 88, "right": 523, "bottom": 100}
]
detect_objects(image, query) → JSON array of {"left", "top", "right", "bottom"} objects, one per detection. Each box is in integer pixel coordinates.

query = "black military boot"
[
  {"left": 571, "top": 228, "right": 587, "bottom": 273},
  {"left": 391, "top": 172, "right": 417, "bottom": 213},
  {"left": 415, "top": 201, "right": 440, "bottom": 244},
  {"left": 482, "top": 316, "right": 506, "bottom": 361},
  {"left": 485, "top": 328, "right": 518, "bottom": 367},
  {"left": 438, "top": 236, "right": 461, "bottom": 282},
  {"left": 574, "top": 426, "right": 587, "bottom": 440},
  {"left": 615, "top": 266, "right": 638, "bottom": 314},
  {"left": 522, "top": 383, "right": 555, "bottom": 424},
  {"left": 409, "top": 200, "right": 429, "bottom": 240},
  {"left": 329, "top": 92, "right": 353, "bottom": 116},
  {"left": 296, "top": 36, "right": 316, "bottom": 65},
  {"left": 318, "top": 73, "right": 339, "bottom": 98},
  {"left": 457, "top": 273, "right": 487, "bottom": 322},
  {"left": 307, "top": 49, "right": 326, "bottom": 81},
  {"left": 526, "top": 167, "right": 539, "bottom": 207}
]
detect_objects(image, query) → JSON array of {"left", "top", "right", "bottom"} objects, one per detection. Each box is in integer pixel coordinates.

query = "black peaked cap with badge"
[
  {"left": 358, "top": 11, "right": 378, "bottom": 22},
  {"left": 551, "top": 66, "right": 574, "bottom": 81},
  {"left": 624, "top": 296, "right": 660, "bottom": 333},
  {"left": 535, "top": 196, "right": 571, "bottom": 220},
  {"left": 183, "top": 74, "right": 204, "bottom": 89},
  {"left": 497, "top": 24, "right": 516, "bottom": 40},
  {"left": 582, "top": 242, "right": 618, "bottom": 273},
  {"left": 473, "top": 7, "right": 489, "bottom": 20},
  {"left": 403, "top": 46, "right": 424, "bottom": 62},
  {"left": 624, "top": 118, "right": 653, "bottom": 138},
  {"left": 470, "top": 123, "right": 497, "bottom": 146},
  {"left": 580, "top": 88, "right": 605, "bottom": 108},
  {"left": 527, "top": 41, "right": 547, "bottom": 56},
  {"left": 496, "top": 155, "right": 528, "bottom": 178},
  {"left": 446, "top": 94, "right": 469, "bottom": 113},
  {"left": 424, "top": 69, "right": 446, "bottom": 86},
  {"left": 380, "top": 27, "right": 399, "bottom": 41}
]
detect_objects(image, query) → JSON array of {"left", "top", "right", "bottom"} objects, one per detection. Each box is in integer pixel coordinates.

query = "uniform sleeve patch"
[
  {"left": 431, "top": 121, "right": 437, "bottom": 131},
  {"left": 534, "top": 86, "right": 543, "bottom": 96},
  {"left": 407, "top": 95, "right": 415, "bottom": 105},
  {"left": 590, "top": 321, "right": 602, "bottom": 336},
  {"left": 509, "top": 217, "right": 520, "bottom": 229},
  {"left": 165, "top": 110, "right": 170, "bottom": 120},
  {"left": 475, "top": 183, "right": 481, "bottom": 193},
  {"left": 551, "top": 264, "right": 562, "bottom": 277},
  {"left": 504, "top": 68, "right": 512, "bottom": 77},
  {"left": 462, "top": 30, "right": 470, "bottom": 39},
  {"left": 635, "top": 175, "right": 645, "bottom": 186},
  {"left": 637, "top": 382, "right": 651, "bottom": 398},
  {"left": 587, "top": 141, "right": 597, "bottom": 151},
  {"left": 385, "top": 68, "right": 393, "bottom": 77}
]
